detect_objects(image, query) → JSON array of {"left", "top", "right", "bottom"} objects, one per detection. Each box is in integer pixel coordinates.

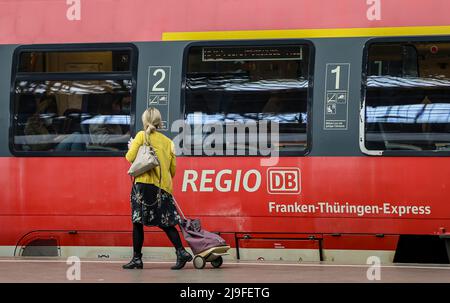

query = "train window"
[
  {"left": 18, "top": 50, "right": 131, "bottom": 73},
  {"left": 364, "top": 41, "right": 450, "bottom": 152},
  {"left": 367, "top": 44, "right": 418, "bottom": 77},
  {"left": 184, "top": 44, "right": 311, "bottom": 156},
  {"left": 12, "top": 46, "right": 135, "bottom": 154}
]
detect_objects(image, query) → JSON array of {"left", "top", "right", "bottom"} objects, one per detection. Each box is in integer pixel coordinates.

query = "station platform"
[{"left": 1, "top": 257, "right": 450, "bottom": 283}]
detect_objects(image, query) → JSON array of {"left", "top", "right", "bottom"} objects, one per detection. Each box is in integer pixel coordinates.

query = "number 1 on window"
[{"left": 331, "top": 66, "right": 341, "bottom": 89}]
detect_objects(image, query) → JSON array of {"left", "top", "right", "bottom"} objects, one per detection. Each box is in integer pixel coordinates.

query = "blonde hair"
[{"left": 142, "top": 107, "right": 162, "bottom": 136}]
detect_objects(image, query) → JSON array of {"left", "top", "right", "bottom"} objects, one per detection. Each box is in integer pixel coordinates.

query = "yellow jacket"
[{"left": 126, "top": 130, "right": 176, "bottom": 194}]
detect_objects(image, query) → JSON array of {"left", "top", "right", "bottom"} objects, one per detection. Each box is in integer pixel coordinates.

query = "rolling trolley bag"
[{"left": 173, "top": 197, "right": 230, "bottom": 269}]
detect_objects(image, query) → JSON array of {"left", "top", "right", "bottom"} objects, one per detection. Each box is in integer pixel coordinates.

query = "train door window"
[
  {"left": 363, "top": 41, "right": 450, "bottom": 153},
  {"left": 11, "top": 46, "right": 136, "bottom": 155},
  {"left": 183, "top": 44, "right": 312, "bottom": 156}
]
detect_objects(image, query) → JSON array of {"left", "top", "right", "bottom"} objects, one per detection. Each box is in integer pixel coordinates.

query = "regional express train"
[{"left": 1, "top": 0, "right": 450, "bottom": 264}]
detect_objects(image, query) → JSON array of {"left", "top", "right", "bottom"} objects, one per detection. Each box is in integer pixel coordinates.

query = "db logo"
[{"left": 267, "top": 168, "right": 301, "bottom": 194}]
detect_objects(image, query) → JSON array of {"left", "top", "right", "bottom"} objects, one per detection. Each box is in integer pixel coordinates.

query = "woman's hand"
[{"left": 128, "top": 137, "right": 134, "bottom": 149}]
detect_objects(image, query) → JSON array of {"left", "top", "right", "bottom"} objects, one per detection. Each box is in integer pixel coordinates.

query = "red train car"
[{"left": 1, "top": 0, "right": 450, "bottom": 264}]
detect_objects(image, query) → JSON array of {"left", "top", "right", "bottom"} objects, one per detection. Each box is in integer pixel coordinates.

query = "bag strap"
[{"left": 143, "top": 130, "right": 149, "bottom": 146}]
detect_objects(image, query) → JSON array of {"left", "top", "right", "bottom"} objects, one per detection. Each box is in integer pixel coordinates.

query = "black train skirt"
[{"left": 130, "top": 182, "right": 182, "bottom": 227}]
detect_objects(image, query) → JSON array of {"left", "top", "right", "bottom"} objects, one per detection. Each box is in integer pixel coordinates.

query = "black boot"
[
  {"left": 122, "top": 253, "right": 143, "bottom": 269},
  {"left": 171, "top": 248, "right": 193, "bottom": 270}
]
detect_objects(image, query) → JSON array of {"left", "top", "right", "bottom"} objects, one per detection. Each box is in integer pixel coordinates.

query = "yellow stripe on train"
[{"left": 163, "top": 25, "right": 450, "bottom": 41}]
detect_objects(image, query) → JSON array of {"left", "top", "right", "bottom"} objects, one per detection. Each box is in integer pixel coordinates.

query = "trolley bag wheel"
[
  {"left": 211, "top": 256, "right": 223, "bottom": 268},
  {"left": 193, "top": 256, "right": 206, "bottom": 269}
]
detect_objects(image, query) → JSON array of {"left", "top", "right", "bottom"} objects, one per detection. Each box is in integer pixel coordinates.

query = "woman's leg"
[
  {"left": 123, "top": 223, "right": 144, "bottom": 269},
  {"left": 160, "top": 225, "right": 192, "bottom": 270},
  {"left": 161, "top": 225, "right": 182, "bottom": 250},
  {"left": 133, "top": 223, "right": 145, "bottom": 255}
]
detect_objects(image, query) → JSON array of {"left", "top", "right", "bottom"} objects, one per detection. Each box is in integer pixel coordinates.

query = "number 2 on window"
[
  {"left": 331, "top": 65, "right": 341, "bottom": 89},
  {"left": 152, "top": 68, "right": 166, "bottom": 92}
]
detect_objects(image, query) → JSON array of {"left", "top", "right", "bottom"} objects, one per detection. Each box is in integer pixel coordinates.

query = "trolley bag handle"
[{"left": 172, "top": 196, "right": 187, "bottom": 221}]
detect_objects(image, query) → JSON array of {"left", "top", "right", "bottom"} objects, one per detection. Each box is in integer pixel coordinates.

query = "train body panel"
[
  {"left": 1, "top": 0, "right": 450, "bottom": 262},
  {"left": 2, "top": 0, "right": 450, "bottom": 44}
]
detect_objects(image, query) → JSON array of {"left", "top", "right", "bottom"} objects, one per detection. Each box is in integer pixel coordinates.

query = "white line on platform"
[{"left": 0, "top": 259, "right": 450, "bottom": 270}]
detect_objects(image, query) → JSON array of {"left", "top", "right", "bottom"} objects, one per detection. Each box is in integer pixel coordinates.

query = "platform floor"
[{"left": 1, "top": 258, "right": 450, "bottom": 283}]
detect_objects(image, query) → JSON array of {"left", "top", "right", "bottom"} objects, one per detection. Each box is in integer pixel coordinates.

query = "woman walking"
[{"left": 123, "top": 107, "right": 192, "bottom": 270}]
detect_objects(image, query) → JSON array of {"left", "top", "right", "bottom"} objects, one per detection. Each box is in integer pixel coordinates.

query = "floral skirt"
[{"left": 130, "top": 183, "right": 182, "bottom": 227}]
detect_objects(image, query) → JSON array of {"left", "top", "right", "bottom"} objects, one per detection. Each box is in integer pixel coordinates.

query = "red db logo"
[{"left": 267, "top": 168, "right": 301, "bottom": 194}]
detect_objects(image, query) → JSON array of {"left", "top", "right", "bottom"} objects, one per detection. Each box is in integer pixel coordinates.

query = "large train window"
[
  {"left": 11, "top": 46, "right": 136, "bottom": 155},
  {"left": 363, "top": 41, "right": 450, "bottom": 154},
  {"left": 183, "top": 43, "right": 311, "bottom": 156}
]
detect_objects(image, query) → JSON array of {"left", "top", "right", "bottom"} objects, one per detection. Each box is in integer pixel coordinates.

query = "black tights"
[{"left": 133, "top": 223, "right": 183, "bottom": 255}]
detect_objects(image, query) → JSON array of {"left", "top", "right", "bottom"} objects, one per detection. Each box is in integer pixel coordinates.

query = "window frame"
[
  {"left": 181, "top": 39, "right": 315, "bottom": 157},
  {"left": 9, "top": 43, "right": 138, "bottom": 157},
  {"left": 360, "top": 37, "right": 450, "bottom": 157}
]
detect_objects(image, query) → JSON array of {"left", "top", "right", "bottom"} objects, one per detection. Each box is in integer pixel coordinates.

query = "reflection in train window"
[
  {"left": 364, "top": 42, "right": 450, "bottom": 152},
  {"left": 184, "top": 44, "right": 311, "bottom": 156},
  {"left": 12, "top": 47, "right": 134, "bottom": 154},
  {"left": 18, "top": 50, "right": 131, "bottom": 73}
]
